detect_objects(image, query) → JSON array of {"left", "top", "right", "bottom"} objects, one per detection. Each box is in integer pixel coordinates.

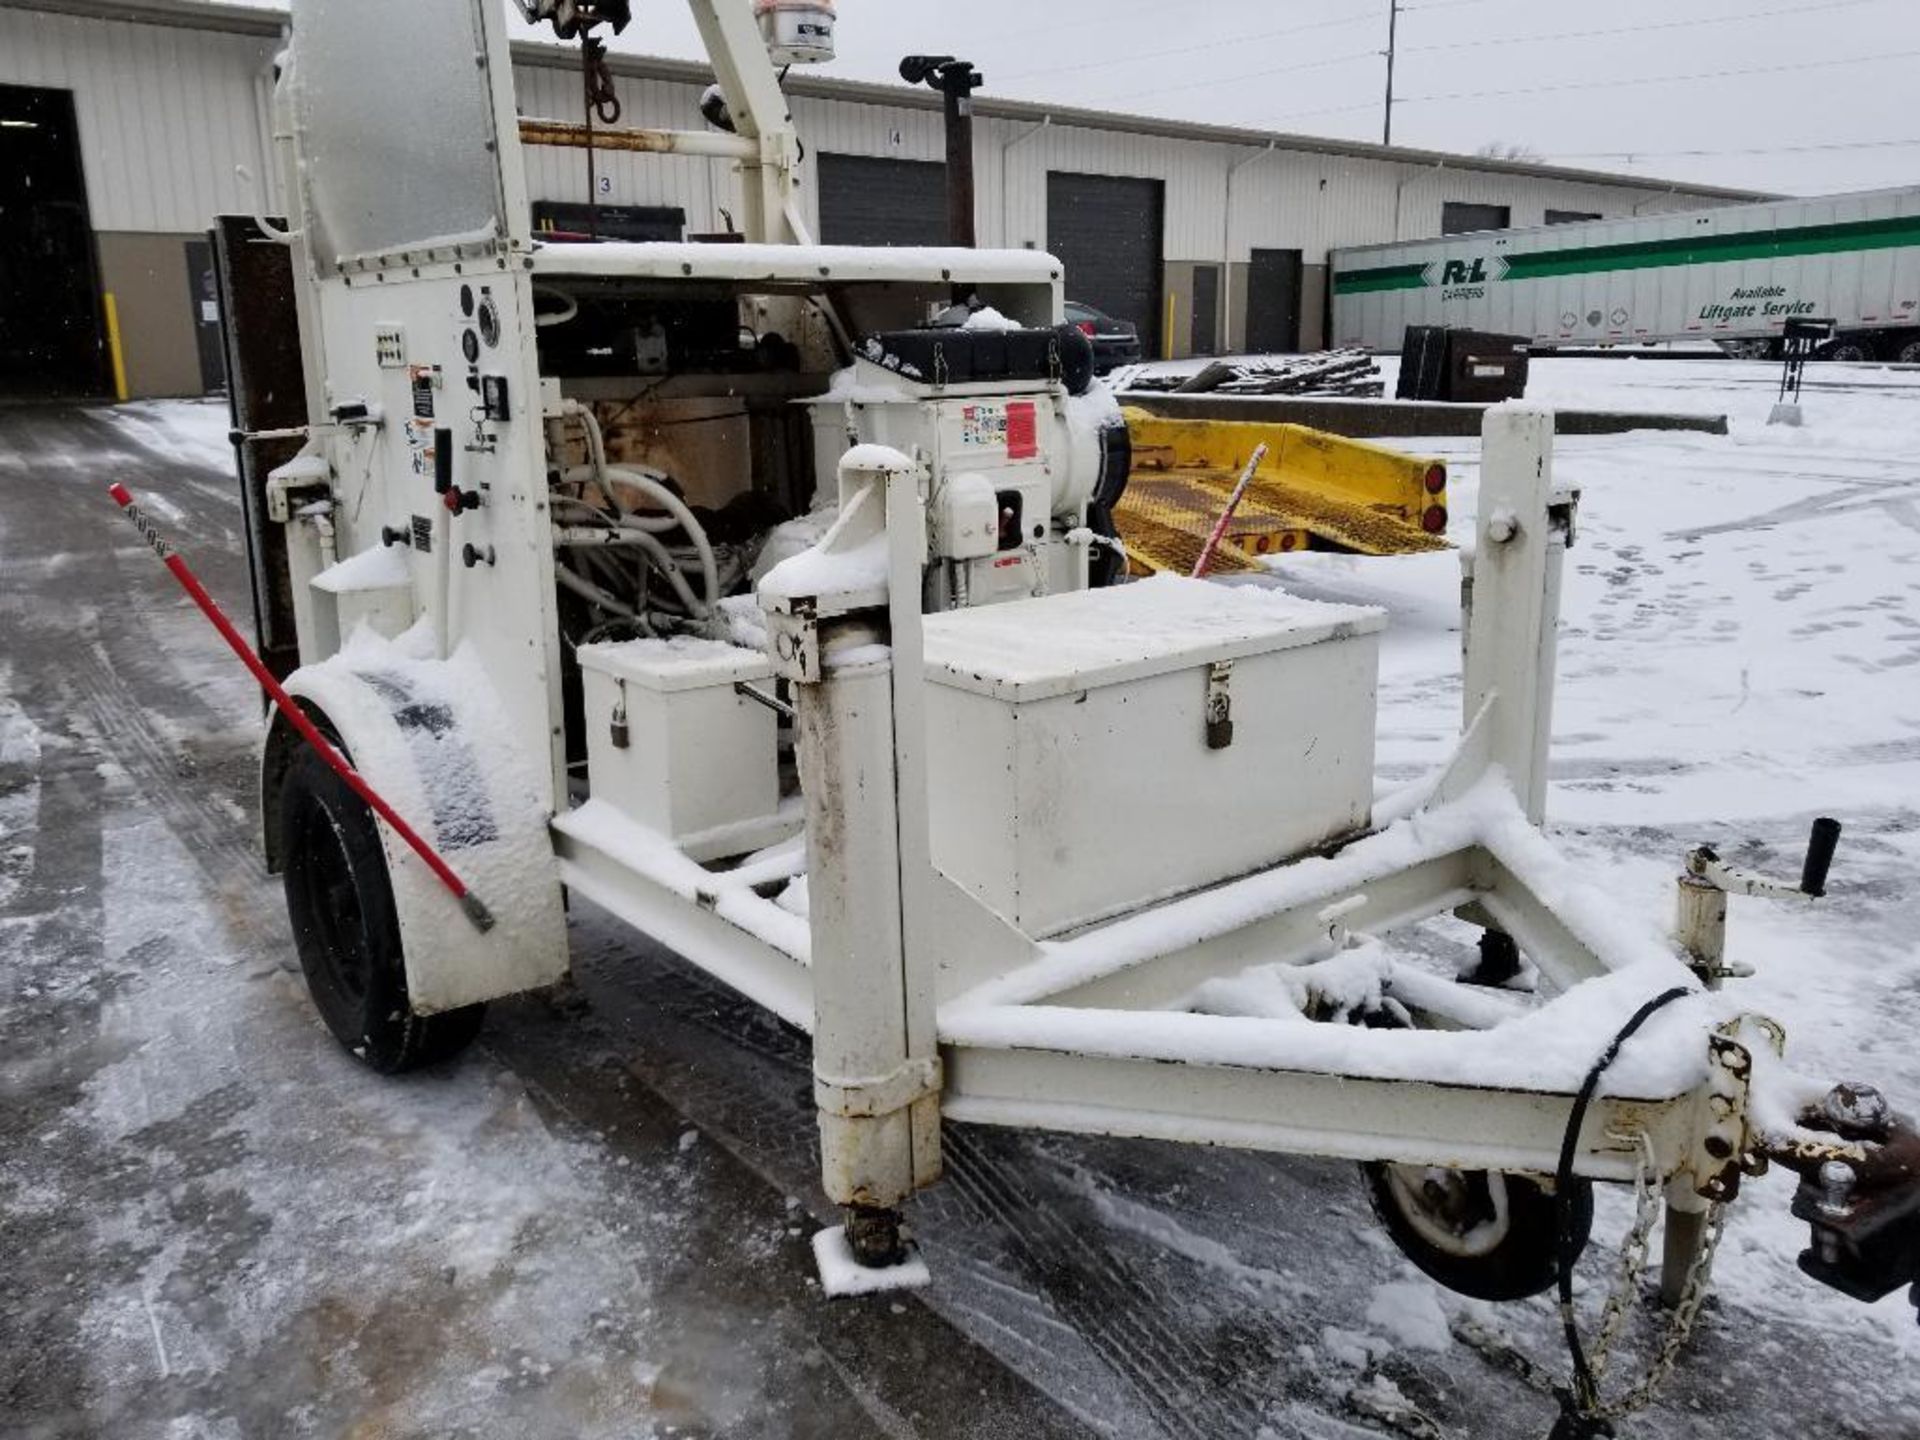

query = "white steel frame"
[{"left": 554, "top": 407, "right": 1768, "bottom": 1229}]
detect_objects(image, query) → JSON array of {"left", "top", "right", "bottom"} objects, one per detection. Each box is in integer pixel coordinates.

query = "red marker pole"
[
  {"left": 1190, "top": 441, "right": 1270, "bottom": 580},
  {"left": 109, "top": 483, "right": 495, "bottom": 933}
]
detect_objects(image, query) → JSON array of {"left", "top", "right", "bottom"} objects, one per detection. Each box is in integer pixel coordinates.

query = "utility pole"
[{"left": 1383, "top": 0, "right": 1400, "bottom": 147}]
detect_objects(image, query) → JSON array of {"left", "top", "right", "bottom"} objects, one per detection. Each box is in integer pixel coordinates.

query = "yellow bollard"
[{"left": 102, "top": 292, "right": 130, "bottom": 402}]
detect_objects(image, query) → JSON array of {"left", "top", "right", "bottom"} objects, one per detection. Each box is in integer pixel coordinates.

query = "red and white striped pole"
[
  {"left": 1190, "top": 442, "right": 1269, "bottom": 580},
  {"left": 109, "top": 483, "right": 495, "bottom": 933}
]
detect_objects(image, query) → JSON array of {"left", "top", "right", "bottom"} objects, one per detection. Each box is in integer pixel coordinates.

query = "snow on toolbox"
[{"left": 164, "top": 0, "right": 1920, "bottom": 1423}]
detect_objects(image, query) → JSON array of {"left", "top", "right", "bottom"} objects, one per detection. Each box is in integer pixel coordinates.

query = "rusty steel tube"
[{"left": 517, "top": 118, "right": 757, "bottom": 159}]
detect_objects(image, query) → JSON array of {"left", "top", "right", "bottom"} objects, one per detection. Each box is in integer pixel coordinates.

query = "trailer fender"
[{"left": 260, "top": 651, "right": 568, "bottom": 1014}]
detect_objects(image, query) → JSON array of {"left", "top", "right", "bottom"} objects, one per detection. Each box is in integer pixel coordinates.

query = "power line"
[
  {"left": 1402, "top": 0, "right": 1890, "bottom": 57},
  {"left": 1400, "top": 47, "right": 1920, "bottom": 105},
  {"left": 1253, "top": 98, "right": 1384, "bottom": 126},
  {"left": 1083, "top": 48, "right": 1381, "bottom": 108},
  {"left": 1546, "top": 137, "right": 1920, "bottom": 161},
  {"left": 995, "top": 10, "right": 1374, "bottom": 84},
  {"left": 988, "top": 0, "right": 1172, "bottom": 49}
]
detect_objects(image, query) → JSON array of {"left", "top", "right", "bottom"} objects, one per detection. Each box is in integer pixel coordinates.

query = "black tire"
[
  {"left": 1895, "top": 336, "right": 1920, "bottom": 366},
  {"left": 1361, "top": 1161, "right": 1591, "bottom": 1301},
  {"left": 1823, "top": 336, "right": 1878, "bottom": 363},
  {"left": 280, "top": 739, "right": 485, "bottom": 1072}
]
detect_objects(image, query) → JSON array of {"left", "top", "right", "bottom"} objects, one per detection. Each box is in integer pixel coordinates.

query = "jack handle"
[
  {"left": 1689, "top": 816, "right": 1842, "bottom": 901},
  {"left": 1801, "top": 816, "right": 1842, "bottom": 898}
]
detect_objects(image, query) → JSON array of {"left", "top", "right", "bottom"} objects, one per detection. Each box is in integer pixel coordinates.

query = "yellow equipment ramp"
[{"left": 1117, "top": 408, "right": 1450, "bottom": 576}]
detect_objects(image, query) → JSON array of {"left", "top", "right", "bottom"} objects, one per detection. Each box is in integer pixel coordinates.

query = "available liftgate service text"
[{"left": 1697, "top": 285, "right": 1821, "bottom": 324}]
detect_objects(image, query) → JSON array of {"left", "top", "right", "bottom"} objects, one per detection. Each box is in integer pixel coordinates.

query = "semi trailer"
[
  {"left": 1331, "top": 185, "right": 1920, "bottom": 362},
  {"left": 153, "top": 0, "right": 1920, "bottom": 1425}
]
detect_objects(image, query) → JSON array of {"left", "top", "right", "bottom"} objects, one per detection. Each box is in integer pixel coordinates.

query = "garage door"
[
  {"left": 1047, "top": 172, "right": 1164, "bottom": 357},
  {"left": 0, "top": 84, "right": 104, "bottom": 398},
  {"left": 818, "top": 154, "right": 949, "bottom": 246}
]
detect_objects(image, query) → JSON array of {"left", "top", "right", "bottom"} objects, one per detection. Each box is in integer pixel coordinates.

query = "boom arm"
[{"left": 686, "top": 0, "right": 808, "bottom": 243}]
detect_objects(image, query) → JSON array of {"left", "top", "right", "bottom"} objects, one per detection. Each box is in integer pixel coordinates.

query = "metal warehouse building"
[{"left": 0, "top": 0, "right": 1765, "bottom": 400}]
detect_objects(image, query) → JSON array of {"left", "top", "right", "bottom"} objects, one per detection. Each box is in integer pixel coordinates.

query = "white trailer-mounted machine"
[
  {"left": 1331, "top": 185, "right": 1920, "bottom": 362},
  {"left": 169, "top": 0, "right": 1920, "bottom": 1425}
]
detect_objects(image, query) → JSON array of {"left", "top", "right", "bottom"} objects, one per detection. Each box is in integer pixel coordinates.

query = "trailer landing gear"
[{"left": 813, "top": 1208, "right": 930, "bottom": 1297}]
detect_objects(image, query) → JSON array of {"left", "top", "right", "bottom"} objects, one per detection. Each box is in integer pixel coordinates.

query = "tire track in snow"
[
  {"left": 572, "top": 919, "right": 1281, "bottom": 1439},
  {"left": 65, "top": 638, "right": 261, "bottom": 887}
]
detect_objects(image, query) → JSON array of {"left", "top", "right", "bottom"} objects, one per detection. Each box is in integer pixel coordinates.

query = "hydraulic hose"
[{"left": 558, "top": 402, "right": 720, "bottom": 615}]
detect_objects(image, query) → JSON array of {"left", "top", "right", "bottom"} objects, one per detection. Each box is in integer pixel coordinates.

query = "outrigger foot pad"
[{"left": 813, "top": 1223, "right": 931, "bottom": 1298}]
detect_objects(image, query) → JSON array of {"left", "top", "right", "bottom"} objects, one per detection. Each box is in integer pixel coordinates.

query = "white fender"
[{"left": 261, "top": 636, "right": 568, "bottom": 1014}]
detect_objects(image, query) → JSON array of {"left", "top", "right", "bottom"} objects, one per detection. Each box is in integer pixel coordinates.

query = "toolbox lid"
[
  {"left": 577, "top": 636, "right": 772, "bottom": 693},
  {"left": 923, "top": 576, "right": 1384, "bottom": 703}
]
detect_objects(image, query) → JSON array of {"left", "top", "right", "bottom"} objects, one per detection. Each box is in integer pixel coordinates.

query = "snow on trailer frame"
[
  {"left": 1330, "top": 185, "right": 1920, "bottom": 361},
  {"left": 205, "top": 0, "right": 1920, "bottom": 1422}
]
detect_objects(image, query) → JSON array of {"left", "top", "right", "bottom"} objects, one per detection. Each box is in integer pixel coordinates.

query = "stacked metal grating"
[{"left": 1114, "top": 349, "right": 1384, "bottom": 398}]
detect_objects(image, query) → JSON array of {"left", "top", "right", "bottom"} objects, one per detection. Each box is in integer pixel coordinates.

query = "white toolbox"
[
  {"left": 921, "top": 576, "right": 1385, "bottom": 938},
  {"left": 577, "top": 637, "right": 784, "bottom": 858}
]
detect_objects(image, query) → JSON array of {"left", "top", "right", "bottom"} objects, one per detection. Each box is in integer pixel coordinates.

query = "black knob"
[
  {"left": 461, "top": 542, "right": 493, "bottom": 569},
  {"left": 380, "top": 524, "right": 407, "bottom": 548},
  {"left": 1801, "top": 817, "right": 1842, "bottom": 897}
]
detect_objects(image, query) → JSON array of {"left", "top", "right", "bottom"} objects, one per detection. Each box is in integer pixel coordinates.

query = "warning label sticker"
[
  {"left": 1006, "top": 400, "right": 1037, "bottom": 460},
  {"left": 959, "top": 403, "right": 1007, "bottom": 450},
  {"left": 407, "top": 418, "right": 436, "bottom": 478}
]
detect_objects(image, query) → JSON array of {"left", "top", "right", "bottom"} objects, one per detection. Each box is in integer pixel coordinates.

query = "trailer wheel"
[
  {"left": 1823, "top": 336, "right": 1878, "bottom": 363},
  {"left": 1362, "top": 1162, "right": 1590, "bottom": 1301},
  {"left": 1896, "top": 337, "right": 1920, "bottom": 366},
  {"left": 281, "top": 741, "right": 485, "bottom": 1072}
]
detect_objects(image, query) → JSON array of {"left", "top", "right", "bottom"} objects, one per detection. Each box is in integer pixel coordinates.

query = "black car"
[{"left": 1066, "top": 301, "right": 1142, "bottom": 374}]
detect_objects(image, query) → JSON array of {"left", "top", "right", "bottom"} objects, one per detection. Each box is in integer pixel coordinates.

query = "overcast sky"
[{"left": 500, "top": 0, "right": 1917, "bottom": 196}]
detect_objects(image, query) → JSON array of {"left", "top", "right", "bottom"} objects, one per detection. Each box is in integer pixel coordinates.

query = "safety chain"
[
  {"left": 1584, "top": 1130, "right": 1663, "bottom": 1387},
  {"left": 1452, "top": 1132, "right": 1727, "bottom": 1430}
]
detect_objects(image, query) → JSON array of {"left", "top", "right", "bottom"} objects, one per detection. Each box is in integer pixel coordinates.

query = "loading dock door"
[
  {"left": 1047, "top": 172, "right": 1164, "bottom": 357},
  {"left": 0, "top": 84, "right": 104, "bottom": 398},
  {"left": 1245, "top": 248, "right": 1302, "bottom": 355},
  {"left": 818, "top": 154, "right": 949, "bottom": 246}
]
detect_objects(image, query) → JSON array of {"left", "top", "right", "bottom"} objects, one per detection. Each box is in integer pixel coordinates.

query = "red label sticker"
[{"left": 1006, "top": 400, "right": 1037, "bottom": 459}]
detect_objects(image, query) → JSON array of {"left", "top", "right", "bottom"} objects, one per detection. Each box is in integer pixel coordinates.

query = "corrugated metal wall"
[
  {"left": 0, "top": 7, "right": 277, "bottom": 235},
  {"left": 515, "top": 64, "right": 743, "bottom": 233},
  {"left": 0, "top": 7, "right": 1746, "bottom": 393},
  {"left": 510, "top": 58, "right": 1726, "bottom": 265},
  {"left": 0, "top": 5, "right": 1729, "bottom": 258}
]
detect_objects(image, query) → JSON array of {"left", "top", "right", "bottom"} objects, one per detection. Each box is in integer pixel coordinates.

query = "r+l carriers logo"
[{"left": 1423, "top": 255, "right": 1508, "bottom": 300}]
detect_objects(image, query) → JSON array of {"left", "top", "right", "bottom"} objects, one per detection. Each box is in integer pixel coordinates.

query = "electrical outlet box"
[{"left": 374, "top": 326, "right": 406, "bottom": 367}]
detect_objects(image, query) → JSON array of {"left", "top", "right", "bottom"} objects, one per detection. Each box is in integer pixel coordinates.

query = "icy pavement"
[
  {"left": 3, "top": 360, "right": 1920, "bottom": 1439},
  {"left": 0, "top": 403, "right": 1081, "bottom": 1440}
]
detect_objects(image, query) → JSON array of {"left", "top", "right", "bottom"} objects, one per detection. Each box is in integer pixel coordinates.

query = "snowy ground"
[{"left": 3, "top": 358, "right": 1918, "bottom": 1439}]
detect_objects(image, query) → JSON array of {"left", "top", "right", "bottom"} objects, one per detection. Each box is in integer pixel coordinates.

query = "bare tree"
[{"left": 1476, "top": 141, "right": 1545, "bottom": 163}]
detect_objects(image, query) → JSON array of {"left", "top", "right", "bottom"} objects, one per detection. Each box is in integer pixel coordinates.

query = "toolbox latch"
[{"left": 1205, "top": 660, "right": 1234, "bottom": 750}]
